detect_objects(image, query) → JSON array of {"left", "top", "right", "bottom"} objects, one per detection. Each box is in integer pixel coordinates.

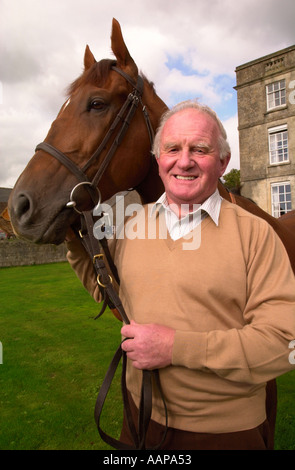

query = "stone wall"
[{"left": 0, "top": 239, "right": 67, "bottom": 267}]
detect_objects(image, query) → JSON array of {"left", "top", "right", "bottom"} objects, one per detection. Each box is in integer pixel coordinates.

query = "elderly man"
[{"left": 67, "top": 101, "right": 295, "bottom": 450}]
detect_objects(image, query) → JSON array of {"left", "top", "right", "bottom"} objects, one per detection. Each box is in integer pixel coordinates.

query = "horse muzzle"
[{"left": 8, "top": 189, "right": 75, "bottom": 244}]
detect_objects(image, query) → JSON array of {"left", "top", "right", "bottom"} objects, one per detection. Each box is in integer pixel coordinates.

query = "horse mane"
[
  {"left": 66, "top": 58, "right": 157, "bottom": 97},
  {"left": 140, "top": 72, "right": 157, "bottom": 94}
]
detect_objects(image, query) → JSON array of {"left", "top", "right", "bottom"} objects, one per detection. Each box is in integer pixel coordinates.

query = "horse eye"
[{"left": 89, "top": 99, "right": 106, "bottom": 111}]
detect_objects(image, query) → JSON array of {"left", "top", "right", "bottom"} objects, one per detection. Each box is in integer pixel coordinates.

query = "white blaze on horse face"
[{"left": 60, "top": 98, "right": 71, "bottom": 114}]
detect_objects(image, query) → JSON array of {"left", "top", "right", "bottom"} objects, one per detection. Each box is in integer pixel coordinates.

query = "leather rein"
[{"left": 35, "top": 66, "right": 168, "bottom": 450}]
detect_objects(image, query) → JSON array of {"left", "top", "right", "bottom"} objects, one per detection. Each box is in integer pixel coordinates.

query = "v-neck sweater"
[{"left": 67, "top": 199, "right": 295, "bottom": 433}]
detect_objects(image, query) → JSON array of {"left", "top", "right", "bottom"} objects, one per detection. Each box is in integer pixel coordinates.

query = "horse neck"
[
  {"left": 136, "top": 156, "right": 164, "bottom": 204},
  {"left": 135, "top": 84, "right": 167, "bottom": 204}
]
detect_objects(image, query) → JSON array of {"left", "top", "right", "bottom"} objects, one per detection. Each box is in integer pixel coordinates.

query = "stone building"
[{"left": 235, "top": 45, "right": 295, "bottom": 217}]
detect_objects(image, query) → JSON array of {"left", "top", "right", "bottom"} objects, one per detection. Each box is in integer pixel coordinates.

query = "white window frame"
[
  {"left": 271, "top": 182, "right": 292, "bottom": 218},
  {"left": 266, "top": 79, "right": 286, "bottom": 110},
  {"left": 268, "top": 125, "right": 289, "bottom": 165}
]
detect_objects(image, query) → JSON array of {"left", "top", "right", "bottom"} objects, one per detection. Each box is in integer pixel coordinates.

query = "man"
[{"left": 67, "top": 100, "right": 295, "bottom": 450}]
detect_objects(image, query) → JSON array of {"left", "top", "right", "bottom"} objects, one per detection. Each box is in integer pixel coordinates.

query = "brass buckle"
[
  {"left": 97, "top": 274, "right": 112, "bottom": 288},
  {"left": 79, "top": 229, "right": 85, "bottom": 238},
  {"left": 93, "top": 254, "right": 104, "bottom": 263}
]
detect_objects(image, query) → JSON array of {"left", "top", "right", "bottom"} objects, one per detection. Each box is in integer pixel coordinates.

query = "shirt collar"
[{"left": 151, "top": 188, "right": 222, "bottom": 226}]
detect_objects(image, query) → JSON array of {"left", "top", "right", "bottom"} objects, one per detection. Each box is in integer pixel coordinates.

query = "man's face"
[{"left": 157, "top": 108, "right": 230, "bottom": 210}]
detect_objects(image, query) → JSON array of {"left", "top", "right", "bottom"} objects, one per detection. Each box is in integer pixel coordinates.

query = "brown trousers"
[{"left": 120, "top": 392, "right": 273, "bottom": 450}]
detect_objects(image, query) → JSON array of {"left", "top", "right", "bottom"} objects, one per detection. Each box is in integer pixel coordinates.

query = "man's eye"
[{"left": 193, "top": 147, "right": 206, "bottom": 155}]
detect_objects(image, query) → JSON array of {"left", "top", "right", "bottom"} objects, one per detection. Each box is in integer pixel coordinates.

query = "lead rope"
[{"left": 79, "top": 210, "right": 168, "bottom": 450}]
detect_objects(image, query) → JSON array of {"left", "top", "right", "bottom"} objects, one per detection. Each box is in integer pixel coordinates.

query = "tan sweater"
[{"left": 67, "top": 199, "right": 295, "bottom": 433}]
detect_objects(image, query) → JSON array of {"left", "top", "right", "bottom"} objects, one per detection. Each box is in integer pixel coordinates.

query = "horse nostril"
[{"left": 13, "top": 192, "right": 33, "bottom": 221}]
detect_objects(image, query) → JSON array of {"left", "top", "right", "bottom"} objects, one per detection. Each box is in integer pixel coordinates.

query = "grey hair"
[{"left": 152, "top": 100, "right": 231, "bottom": 160}]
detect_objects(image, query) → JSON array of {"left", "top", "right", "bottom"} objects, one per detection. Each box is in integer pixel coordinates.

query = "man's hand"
[{"left": 121, "top": 320, "right": 175, "bottom": 370}]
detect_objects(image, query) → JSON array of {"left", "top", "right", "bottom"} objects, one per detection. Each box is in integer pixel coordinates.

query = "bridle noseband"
[{"left": 35, "top": 66, "right": 154, "bottom": 213}]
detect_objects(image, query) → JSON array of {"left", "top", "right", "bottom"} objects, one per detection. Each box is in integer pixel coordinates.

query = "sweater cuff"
[{"left": 172, "top": 330, "right": 207, "bottom": 369}]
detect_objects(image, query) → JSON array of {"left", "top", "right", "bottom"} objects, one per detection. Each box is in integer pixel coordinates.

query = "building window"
[
  {"left": 266, "top": 79, "right": 286, "bottom": 110},
  {"left": 268, "top": 125, "right": 288, "bottom": 164},
  {"left": 271, "top": 182, "right": 292, "bottom": 218}
]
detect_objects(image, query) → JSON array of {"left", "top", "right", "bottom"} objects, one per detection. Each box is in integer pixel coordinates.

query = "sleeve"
[
  {"left": 172, "top": 220, "right": 295, "bottom": 384},
  {"left": 66, "top": 237, "right": 102, "bottom": 303}
]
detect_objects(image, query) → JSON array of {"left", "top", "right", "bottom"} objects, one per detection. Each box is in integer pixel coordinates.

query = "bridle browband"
[
  {"left": 35, "top": 66, "right": 154, "bottom": 212},
  {"left": 35, "top": 66, "right": 168, "bottom": 450}
]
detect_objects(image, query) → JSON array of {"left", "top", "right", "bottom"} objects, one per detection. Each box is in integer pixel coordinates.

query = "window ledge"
[
  {"left": 268, "top": 161, "right": 290, "bottom": 168},
  {"left": 264, "top": 104, "right": 288, "bottom": 115}
]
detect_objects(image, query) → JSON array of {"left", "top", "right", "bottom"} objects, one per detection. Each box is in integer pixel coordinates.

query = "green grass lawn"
[
  {"left": 274, "top": 370, "right": 295, "bottom": 449},
  {"left": 0, "top": 262, "right": 122, "bottom": 450},
  {"left": 0, "top": 262, "right": 294, "bottom": 450}
]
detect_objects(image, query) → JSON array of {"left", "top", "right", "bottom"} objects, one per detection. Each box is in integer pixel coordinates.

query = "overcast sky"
[{"left": 1, "top": 0, "right": 294, "bottom": 188}]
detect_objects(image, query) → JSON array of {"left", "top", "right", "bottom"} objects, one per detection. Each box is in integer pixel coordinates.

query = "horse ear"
[
  {"left": 84, "top": 45, "right": 96, "bottom": 70},
  {"left": 111, "top": 18, "right": 138, "bottom": 77}
]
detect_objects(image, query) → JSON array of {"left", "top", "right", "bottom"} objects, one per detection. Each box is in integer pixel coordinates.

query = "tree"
[{"left": 222, "top": 169, "right": 241, "bottom": 194}]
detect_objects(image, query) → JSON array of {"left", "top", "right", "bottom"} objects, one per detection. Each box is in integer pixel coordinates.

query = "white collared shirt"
[{"left": 151, "top": 189, "right": 222, "bottom": 240}]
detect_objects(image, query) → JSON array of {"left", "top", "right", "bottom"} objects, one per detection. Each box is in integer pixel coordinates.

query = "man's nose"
[{"left": 177, "top": 150, "right": 195, "bottom": 169}]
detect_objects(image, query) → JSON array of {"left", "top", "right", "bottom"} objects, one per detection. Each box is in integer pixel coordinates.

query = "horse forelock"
[
  {"left": 66, "top": 59, "right": 117, "bottom": 97},
  {"left": 66, "top": 58, "right": 156, "bottom": 98}
]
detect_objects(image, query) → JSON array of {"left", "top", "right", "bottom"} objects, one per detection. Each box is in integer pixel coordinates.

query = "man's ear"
[{"left": 219, "top": 154, "right": 231, "bottom": 176}]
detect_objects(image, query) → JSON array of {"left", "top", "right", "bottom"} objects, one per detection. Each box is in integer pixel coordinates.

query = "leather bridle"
[
  {"left": 35, "top": 66, "right": 168, "bottom": 450},
  {"left": 35, "top": 66, "right": 154, "bottom": 213}
]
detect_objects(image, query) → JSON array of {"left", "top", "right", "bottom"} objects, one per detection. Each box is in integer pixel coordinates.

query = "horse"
[
  {"left": 7, "top": 18, "right": 294, "bottom": 449},
  {"left": 279, "top": 209, "right": 295, "bottom": 231},
  {"left": 8, "top": 20, "right": 166, "bottom": 246}
]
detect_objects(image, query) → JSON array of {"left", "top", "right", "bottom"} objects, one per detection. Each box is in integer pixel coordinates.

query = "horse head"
[{"left": 8, "top": 19, "right": 167, "bottom": 244}]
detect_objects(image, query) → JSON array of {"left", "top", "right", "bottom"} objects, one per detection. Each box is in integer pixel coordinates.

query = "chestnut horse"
[
  {"left": 8, "top": 21, "right": 166, "bottom": 245},
  {"left": 7, "top": 18, "right": 295, "bottom": 448}
]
